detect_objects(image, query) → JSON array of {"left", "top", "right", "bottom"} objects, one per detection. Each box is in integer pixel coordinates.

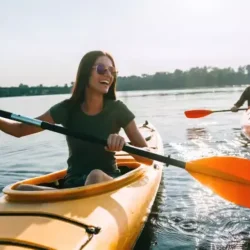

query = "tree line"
[{"left": 1, "top": 65, "right": 250, "bottom": 97}]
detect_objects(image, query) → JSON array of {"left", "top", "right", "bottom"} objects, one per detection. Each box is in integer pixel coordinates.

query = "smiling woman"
[{"left": 0, "top": 50, "right": 153, "bottom": 190}]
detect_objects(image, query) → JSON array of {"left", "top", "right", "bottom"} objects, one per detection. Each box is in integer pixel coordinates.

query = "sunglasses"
[{"left": 93, "top": 63, "right": 118, "bottom": 77}]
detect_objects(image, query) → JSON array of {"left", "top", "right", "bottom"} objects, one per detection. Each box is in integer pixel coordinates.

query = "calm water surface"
[{"left": 1, "top": 86, "right": 250, "bottom": 249}]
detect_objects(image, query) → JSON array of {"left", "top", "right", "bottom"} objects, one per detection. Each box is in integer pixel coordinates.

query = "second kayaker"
[{"left": 231, "top": 86, "right": 250, "bottom": 112}]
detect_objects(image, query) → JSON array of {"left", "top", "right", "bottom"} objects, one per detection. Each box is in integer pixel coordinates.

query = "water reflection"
[
  {"left": 234, "top": 131, "right": 250, "bottom": 148},
  {"left": 186, "top": 127, "right": 208, "bottom": 140},
  {"left": 117, "top": 86, "right": 247, "bottom": 99}
]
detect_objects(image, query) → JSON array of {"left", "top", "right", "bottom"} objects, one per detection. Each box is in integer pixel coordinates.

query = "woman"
[{"left": 0, "top": 50, "right": 152, "bottom": 190}]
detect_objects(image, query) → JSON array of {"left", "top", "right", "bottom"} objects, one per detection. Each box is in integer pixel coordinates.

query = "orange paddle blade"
[
  {"left": 184, "top": 109, "right": 213, "bottom": 118},
  {"left": 185, "top": 156, "right": 250, "bottom": 208}
]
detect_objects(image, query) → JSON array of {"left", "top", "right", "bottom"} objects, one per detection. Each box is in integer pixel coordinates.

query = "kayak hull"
[
  {"left": 0, "top": 121, "right": 164, "bottom": 250},
  {"left": 241, "top": 109, "right": 250, "bottom": 140}
]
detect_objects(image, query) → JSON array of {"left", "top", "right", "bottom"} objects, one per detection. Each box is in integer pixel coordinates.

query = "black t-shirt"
[{"left": 49, "top": 99, "right": 135, "bottom": 180}]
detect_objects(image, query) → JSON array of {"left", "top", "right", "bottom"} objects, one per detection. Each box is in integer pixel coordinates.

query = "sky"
[{"left": 1, "top": 0, "right": 250, "bottom": 87}]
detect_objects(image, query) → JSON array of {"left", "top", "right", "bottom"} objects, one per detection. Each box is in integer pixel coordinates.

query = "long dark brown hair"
[
  {"left": 64, "top": 50, "right": 117, "bottom": 127},
  {"left": 70, "top": 50, "right": 117, "bottom": 105}
]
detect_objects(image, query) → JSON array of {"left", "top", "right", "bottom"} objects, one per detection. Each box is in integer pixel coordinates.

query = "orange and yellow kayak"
[{"left": 0, "top": 121, "right": 163, "bottom": 250}]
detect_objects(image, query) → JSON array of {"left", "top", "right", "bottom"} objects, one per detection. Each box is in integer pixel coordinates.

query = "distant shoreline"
[
  {"left": 1, "top": 65, "right": 250, "bottom": 97},
  {"left": 0, "top": 84, "right": 247, "bottom": 99}
]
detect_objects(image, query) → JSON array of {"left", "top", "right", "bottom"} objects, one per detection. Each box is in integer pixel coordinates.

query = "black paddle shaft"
[
  {"left": 0, "top": 109, "right": 186, "bottom": 169},
  {"left": 213, "top": 108, "right": 247, "bottom": 113}
]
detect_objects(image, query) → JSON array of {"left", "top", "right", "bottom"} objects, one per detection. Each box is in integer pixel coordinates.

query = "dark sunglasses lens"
[
  {"left": 96, "top": 64, "right": 116, "bottom": 76},
  {"left": 96, "top": 64, "right": 106, "bottom": 75}
]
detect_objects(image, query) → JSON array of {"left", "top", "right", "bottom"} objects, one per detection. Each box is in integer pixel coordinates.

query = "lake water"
[{"left": 1, "top": 86, "right": 250, "bottom": 249}]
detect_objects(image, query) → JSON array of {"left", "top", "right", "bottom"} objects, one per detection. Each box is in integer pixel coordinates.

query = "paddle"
[
  {"left": 0, "top": 109, "right": 250, "bottom": 209},
  {"left": 184, "top": 108, "right": 247, "bottom": 118}
]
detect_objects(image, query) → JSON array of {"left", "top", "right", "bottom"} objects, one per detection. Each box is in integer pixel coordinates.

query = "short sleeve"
[
  {"left": 49, "top": 100, "right": 70, "bottom": 125},
  {"left": 116, "top": 100, "right": 135, "bottom": 128}
]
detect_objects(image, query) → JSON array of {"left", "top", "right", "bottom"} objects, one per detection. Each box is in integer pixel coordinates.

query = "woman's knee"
[
  {"left": 85, "top": 169, "right": 112, "bottom": 185},
  {"left": 88, "top": 169, "right": 105, "bottom": 178}
]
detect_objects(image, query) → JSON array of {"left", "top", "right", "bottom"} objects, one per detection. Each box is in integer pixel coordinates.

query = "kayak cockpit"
[{"left": 2, "top": 158, "right": 147, "bottom": 203}]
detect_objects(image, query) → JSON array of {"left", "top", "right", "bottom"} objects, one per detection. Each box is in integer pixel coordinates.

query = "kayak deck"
[{"left": 0, "top": 121, "right": 164, "bottom": 250}]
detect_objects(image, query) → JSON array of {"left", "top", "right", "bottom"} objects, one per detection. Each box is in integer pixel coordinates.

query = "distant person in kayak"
[
  {"left": 231, "top": 86, "right": 250, "bottom": 112},
  {"left": 0, "top": 50, "right": 152, "bottom": 190}
]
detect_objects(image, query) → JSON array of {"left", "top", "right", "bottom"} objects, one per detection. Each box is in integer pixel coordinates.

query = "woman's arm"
[
  {"left": 0, "top": 111, "right": 55, "bottom": 138},
  {"left": 124, "top": 120, "right": 154, "bottom": 166},
  {"left": 234, "top": 87, "right": 250, "bottom": 108}
]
